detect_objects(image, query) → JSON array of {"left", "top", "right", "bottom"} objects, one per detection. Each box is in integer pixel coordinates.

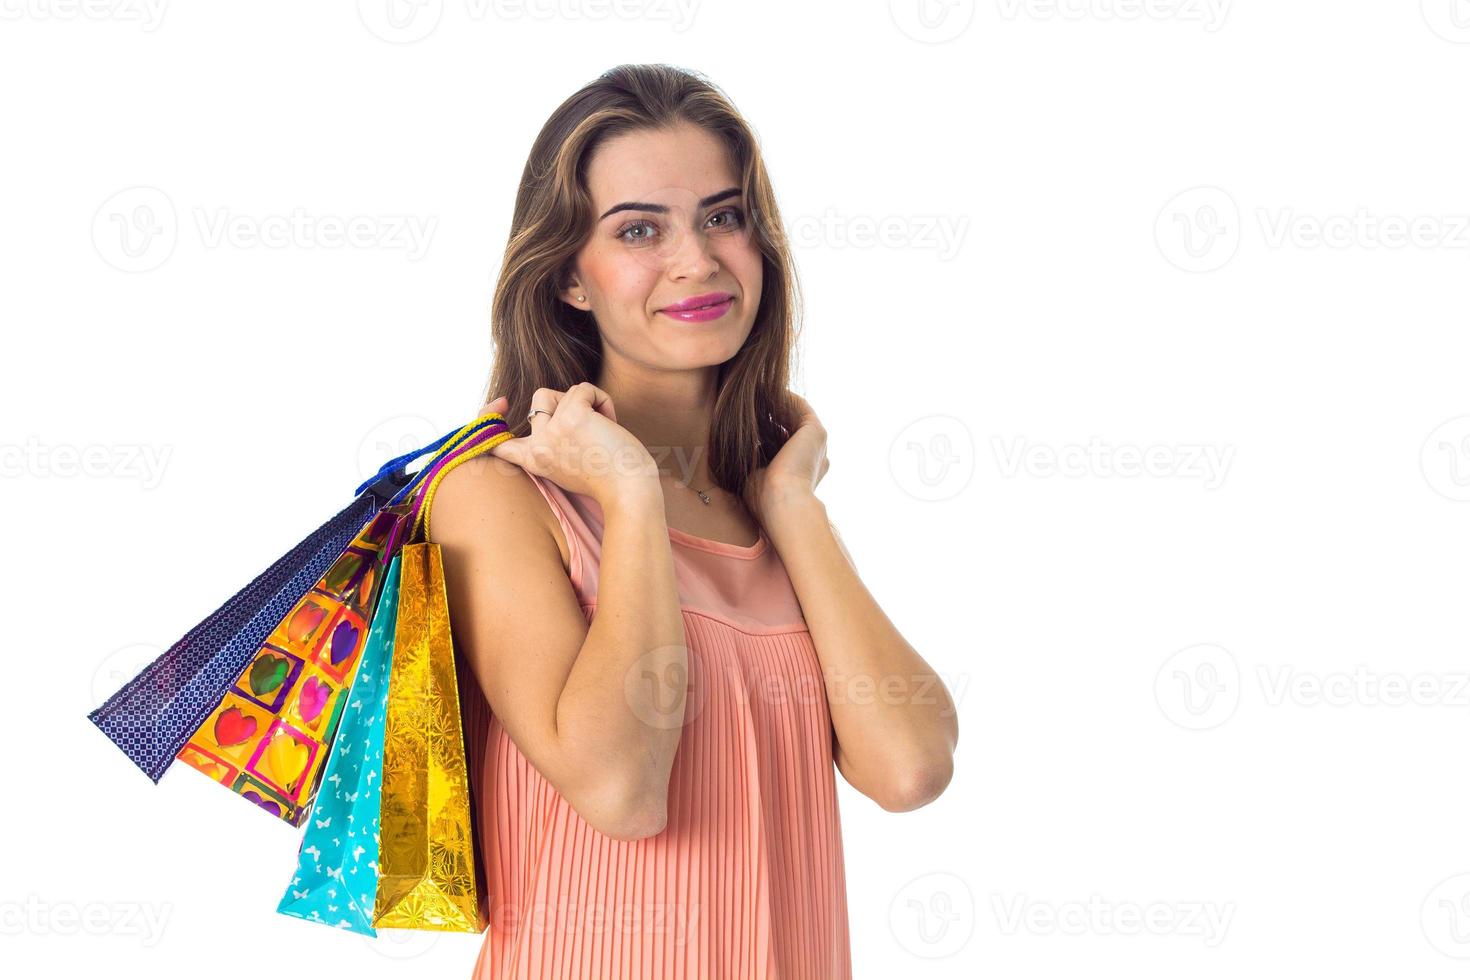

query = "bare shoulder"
[{"left": 426, "top": 454, "right": 571, "bottom": 576}]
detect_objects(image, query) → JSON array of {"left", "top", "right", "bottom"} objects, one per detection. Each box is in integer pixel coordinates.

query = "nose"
[{"left": 662, "top": 224, "right": 721, "bottom": 282}]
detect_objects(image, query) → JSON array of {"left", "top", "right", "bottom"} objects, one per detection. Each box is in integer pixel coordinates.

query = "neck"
[{"left": 595, "top": 359, "right": 719, "bottom": 488}]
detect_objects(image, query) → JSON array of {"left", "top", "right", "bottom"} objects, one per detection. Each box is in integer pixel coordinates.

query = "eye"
[
  {"left": 707, "top": 206, "right": 745, "bottom": 231},
  {"left": 615, "top": 206, "right": 745, "bottom": 244},
  {"left": 615, "top": 219, "right": 658, "bottom": 244}
]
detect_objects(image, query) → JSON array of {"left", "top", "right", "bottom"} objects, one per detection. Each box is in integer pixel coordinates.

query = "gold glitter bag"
[
  {"left": 371, "top": 539, "right": 487, "bottom": 933},
  {"left": 363, "top": 419, "right": 509, "bottom": 934}
]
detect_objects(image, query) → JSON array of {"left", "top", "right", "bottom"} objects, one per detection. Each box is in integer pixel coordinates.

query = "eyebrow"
[{"left": 598, "top": 187, "right": 742, "bottom": 221}]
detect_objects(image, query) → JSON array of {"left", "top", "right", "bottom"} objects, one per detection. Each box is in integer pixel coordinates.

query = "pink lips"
[{"left": 658, "top": 292, "right": 735, "bottom": 323}]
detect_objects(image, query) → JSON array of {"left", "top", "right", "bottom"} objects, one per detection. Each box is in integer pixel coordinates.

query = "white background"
[{"left": 4, "top": 1, "right": 1470, "bottom": 977}]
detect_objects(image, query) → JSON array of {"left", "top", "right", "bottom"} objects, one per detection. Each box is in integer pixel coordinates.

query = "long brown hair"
[{"left": 481, "top": 63, "right": 803, "bottom": 503}]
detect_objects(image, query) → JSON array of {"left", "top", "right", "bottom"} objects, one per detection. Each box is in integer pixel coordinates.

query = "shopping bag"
[
  {"left": 276, "top": 554, "right": 403, "bottom": 934},
  {"left": 87, "top": 411, "right": 513, "bottom": 787},
  {"left": 372, "top": 540, "right": 486, "bottom": 933},
  {"left": 361, "top": 421, "right": 511, "bottom": 933},
  {"left": 265, "top": 413, "right": 505, "bottom": 932},
  {"left": 171, "top": 413, "right": 514, "bottom": 823},
  {"left": 87, "top": 482, "right": 401, "bottom": 783},
  {"left": 174, "top": 501, "right": 412, "bottom": 825}
]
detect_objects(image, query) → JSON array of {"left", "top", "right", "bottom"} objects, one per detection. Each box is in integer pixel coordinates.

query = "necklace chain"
[{"left": 664, "top": 473, "right": 713, "bottom": 505}]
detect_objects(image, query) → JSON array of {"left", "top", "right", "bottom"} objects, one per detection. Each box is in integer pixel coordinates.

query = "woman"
[{"left": 430, "top": 63, "right": 958, "bottom": 979}]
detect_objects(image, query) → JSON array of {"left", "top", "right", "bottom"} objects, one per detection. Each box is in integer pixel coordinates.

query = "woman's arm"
[
  {"left": 764, "top": 490, "right": 958, "bottom": 812},
  {"left": 552, "top": 478, "right": 688, "bottom": 835},
  {"left": 431, "top": 457, "right": 686, "bottom": 840}
]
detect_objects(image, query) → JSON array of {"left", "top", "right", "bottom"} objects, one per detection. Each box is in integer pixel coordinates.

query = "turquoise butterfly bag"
[{"left": 275, "top": 555, "right": 402, "bottom": 935}]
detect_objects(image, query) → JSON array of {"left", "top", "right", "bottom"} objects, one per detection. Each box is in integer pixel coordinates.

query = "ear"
[{"left": 558, "top": 270, "right": 590, "bottom": 311}]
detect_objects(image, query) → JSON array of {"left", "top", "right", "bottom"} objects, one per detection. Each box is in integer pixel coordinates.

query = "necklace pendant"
[{"left": 673, "top": 476, "right": 714, "bottom": 505}]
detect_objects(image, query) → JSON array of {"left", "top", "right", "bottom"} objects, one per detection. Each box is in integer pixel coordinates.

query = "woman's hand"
[
  {"left": 742, "top": 391, "right": 829, "bottom": 525},
  {"left": 481, "top": 383, "right": 659, "bottom": 508},
  {"left": 477, "top": 394, "right": 510, "bottom": 420}
]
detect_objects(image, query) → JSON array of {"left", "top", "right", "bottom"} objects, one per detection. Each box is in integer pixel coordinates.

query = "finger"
[
  {"left": 788, "top": 391, "right": 819, "bottom": 424},
  {"left": 487, "top": 433, "right": 534, "bottom": 473},
  {"left": 566, "top": 381, "right": 617, "bottom": 423},
  {"left": 477, "top": 395, "right": 510, "bottom": 419},
  {"left": 488, "top": 433, "right": 518, "bottom": 463},
  {"left": 526, "top": 387, "right": 560, "bottom": 435}
]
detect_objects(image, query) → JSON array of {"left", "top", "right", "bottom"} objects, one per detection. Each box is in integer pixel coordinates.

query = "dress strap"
[{"left": 522, "top": 471, "right": 596, "bottom": 602}]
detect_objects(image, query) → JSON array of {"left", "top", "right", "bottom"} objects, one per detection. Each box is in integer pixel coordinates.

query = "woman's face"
[{"left": 563, "top": 122, "right": 764, "bottom": 372}]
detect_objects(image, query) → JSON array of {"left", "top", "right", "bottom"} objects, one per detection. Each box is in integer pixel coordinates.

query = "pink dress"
[{"left": 465, "top": 472, "right": 852, "bottom": 979}]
